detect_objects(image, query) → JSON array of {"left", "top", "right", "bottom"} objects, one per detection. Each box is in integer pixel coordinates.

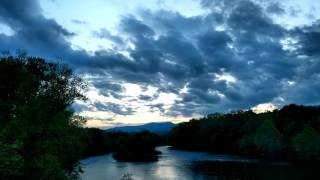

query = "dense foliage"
[
  {"left": 168, "top": 105, "right": 320, "bottom": 163},
  {"left": 0, "top": 55, "right": 86, "bottom": 179},
  {"left": 81, "top": 128, "right": 164, "bottom": 161},
  {"left": 111, "top": 131, "right": 163, "bottom": 161}
]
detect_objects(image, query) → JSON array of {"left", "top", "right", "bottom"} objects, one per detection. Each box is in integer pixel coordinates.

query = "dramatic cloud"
[{"left": 0, "top": 0, "right": 320, "bottom": 126}]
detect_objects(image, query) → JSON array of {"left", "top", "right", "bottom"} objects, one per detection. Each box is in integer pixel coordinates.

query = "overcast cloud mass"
[{"left": 0, "top": 0, "right": 320, "bottom": 127}]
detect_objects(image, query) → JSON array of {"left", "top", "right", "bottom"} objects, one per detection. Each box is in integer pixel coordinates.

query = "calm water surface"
[{"left": 80, "top": 146, "right": 319, "bottom": 180}]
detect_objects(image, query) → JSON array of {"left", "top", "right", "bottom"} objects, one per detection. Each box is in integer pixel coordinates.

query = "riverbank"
[{"left": 80, "top": 146, "right": 319, "bottom": 180}]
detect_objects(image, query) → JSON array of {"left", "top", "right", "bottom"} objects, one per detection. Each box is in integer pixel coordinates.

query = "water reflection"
[{"left": 80, "top": 146, "right": 319, "bottom": 180}]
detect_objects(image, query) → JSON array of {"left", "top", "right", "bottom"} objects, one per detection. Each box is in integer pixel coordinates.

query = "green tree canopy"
[
  {"left": 291, "top": 125, "right": 320, "bottom": 161},
  {"left": 254, "top": 119, "right": 283, "bottom": 157},
  {"left": 0, "top": 55, "right": 86, "bottom": 179}
]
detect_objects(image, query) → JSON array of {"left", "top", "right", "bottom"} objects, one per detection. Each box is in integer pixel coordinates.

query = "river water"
[{"left": 80, "top": 146, "right": 319, "bottom": 180}]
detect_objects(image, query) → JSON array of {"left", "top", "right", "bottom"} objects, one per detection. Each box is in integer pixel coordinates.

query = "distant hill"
[{"left": 106, "top": 122, "right": 176, "bottom": 134}]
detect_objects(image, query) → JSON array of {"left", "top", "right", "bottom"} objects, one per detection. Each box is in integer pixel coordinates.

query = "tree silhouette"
[{"left": 0, "top": 55, "right": 86, "bottom": 179}]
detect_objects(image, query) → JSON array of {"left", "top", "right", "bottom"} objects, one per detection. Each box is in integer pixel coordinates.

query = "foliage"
[
  {"left": 81, "top": 128, "right": 113, "bottom": 157},
  {"left": 254, "top": 120, "right": 282, "bottom": 157},
  {"left": 0, "top": 141, "right": 24, "bottom": 179},
  {"left": 291, "top": 125, "right": 320, "bottom": 161},
  {"left": 168, "top": 104, "right": 320, "bottom": 163},
  {"left": 80, "top": 128, "right": 165, "bottom": 161},
  {"left": 111, "top": 131, "right": 163, "bottom": 162},
  {"left": 0, "top": 55, "right": 86, "bottom": 179}
]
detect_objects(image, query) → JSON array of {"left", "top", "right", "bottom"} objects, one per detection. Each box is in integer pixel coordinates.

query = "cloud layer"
[{"left": 1, "top": 0, "right": 320, "bottom": 125}]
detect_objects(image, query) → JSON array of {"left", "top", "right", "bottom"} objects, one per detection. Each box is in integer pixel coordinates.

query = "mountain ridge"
[{"left": 106, "top": 122, "right": 176, "bottom": 134}]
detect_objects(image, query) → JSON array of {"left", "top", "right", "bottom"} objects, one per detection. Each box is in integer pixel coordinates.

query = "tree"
[
  {"left": 0, "top": 55, "right": 86, "bottom": 179},
  {"left": 0, "top": 141, "right": 24, "bottom": 179},
  {"left": 167, "top": 104, "right": 320, "bottom": 163},
  {"left": 254, "top": 119, "right": 283, "bottom": 157},
  {"left": 291, "top": 125, "right": 320, "bottom": 161}
]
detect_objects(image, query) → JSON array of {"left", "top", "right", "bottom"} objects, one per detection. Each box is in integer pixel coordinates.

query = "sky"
[{"left": 0, "top": 0, "right": 320, "bottom": 128}]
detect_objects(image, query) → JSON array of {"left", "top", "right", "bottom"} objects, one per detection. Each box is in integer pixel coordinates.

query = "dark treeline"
[
  {"left": 168, "top": 105, "right": 320, "bottom": 163},
  {"left": 111, "top": 131, "right": 163, "bottom": 161},
  {"left": 0, "top": 55, "right": 165, "bottom": 179},
  {"left": 82, "top": 128, "right": 165, "bottom": 161}
]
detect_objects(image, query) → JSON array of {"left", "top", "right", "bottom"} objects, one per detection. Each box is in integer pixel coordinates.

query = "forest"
[
  {"left": 168, "top": 104, "right": 320, "bottom": 163},
  {"left": 1, "top": 55, "right": 320, "bottom": 179}
]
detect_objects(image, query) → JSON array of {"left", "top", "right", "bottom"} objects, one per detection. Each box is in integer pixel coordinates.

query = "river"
[{"left": 80, "top": 146, "right": 319, "bottom": 180}]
